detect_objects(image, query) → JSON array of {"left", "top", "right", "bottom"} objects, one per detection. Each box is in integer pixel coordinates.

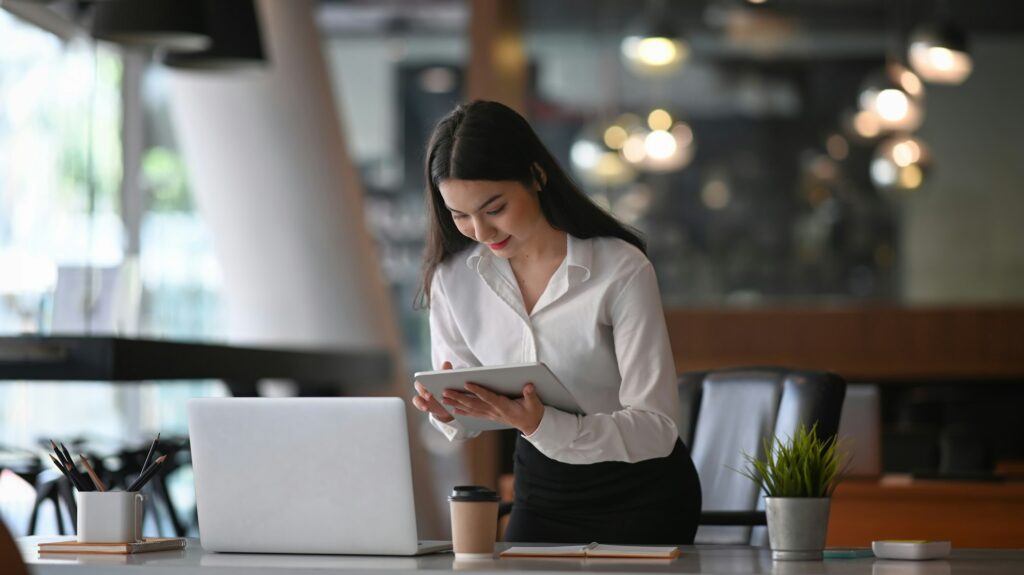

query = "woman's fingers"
[
  {"left": 521, "top": 383, "right": 541, "bottom": 408},
  {"left": 414, "top": 381, "right": 438, "bottom": 405},
  {"left": 412, "top": 361, "right": 455, "bottom": 422},
  {"left": 413, "top": 381, "right": 455, "bottom": 421},
  {"left": 412, "top": 395, "right": 429, "bottom": 412},
  {"left": 444, "top": 390, "right": 491, "bottom": 417},
  {"left": 463, "top": 383, "right": 507, "bottom": 407}
]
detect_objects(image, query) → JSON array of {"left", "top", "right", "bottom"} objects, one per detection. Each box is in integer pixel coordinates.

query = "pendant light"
[
  {"left": 621, "top": 0, "right": 689, "bottom": 75},
  {"left": 164, "top": 0, "right": 267, "bottom": 70},
  {"left": 870, "top": 134, "right": 931, "bottom": 194},
  {"left": 618, "top": 108, "right": 696, "bottom": 173},
  {"left": 571, "top": 117, "right": 637, "bottom": 188},
  {"left": 91, "top": 0, "right": 210, "bottom": 52},
  {"left": 908, "top": 21, "right": 973, "bottom": 84},
  {"left": 858, "top": 63, "right": 925, "bottom": 134}
]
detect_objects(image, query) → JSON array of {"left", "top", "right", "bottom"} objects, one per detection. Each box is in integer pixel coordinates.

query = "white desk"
[{"left": 18, "top": 537, "right": 1024, "bottom": 575}]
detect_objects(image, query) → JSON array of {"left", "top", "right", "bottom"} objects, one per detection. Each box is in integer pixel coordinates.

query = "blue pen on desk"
[{"left": 824, "top": 548, "right": 874, "bottom": 559}]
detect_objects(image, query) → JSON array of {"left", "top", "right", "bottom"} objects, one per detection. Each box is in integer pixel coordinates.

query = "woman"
[{"left": 411, "top": 100, "right": 701, "bottom": 545}]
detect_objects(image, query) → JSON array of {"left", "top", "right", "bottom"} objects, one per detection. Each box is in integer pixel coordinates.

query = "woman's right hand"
[{"left": 413, "top": 360, "right": 455, "bottom": 423}]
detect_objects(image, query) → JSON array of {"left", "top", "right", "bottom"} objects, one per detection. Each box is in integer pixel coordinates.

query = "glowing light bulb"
[
  {"left": 645, "top": 130, "right": 677, "bottom": 160},
  {"left": 621, "top": 35, "right": 688, "bottom": 73},
  {"left": 637, "top": 38, "right": 678, "bottom": 66},
  {"left": 603, "top": 125, "right": 628, "bottom": 150},
  {"left": 647, "top": 109, "right": 673, "bottom": 131},
  {"left": 899, "top": 164, "right": 924, "bottom": 189},
  {"left": 853, "top": 111, "right": 880, "bottom": 139},
  {"left": 876, "top": 89, "right": 909, "bottom": 122}
]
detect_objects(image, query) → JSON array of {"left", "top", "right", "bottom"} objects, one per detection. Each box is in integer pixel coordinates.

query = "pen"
[
  {"left": 140, "top": 432, "right": 160, "bottom": 473},
  {"left": 128, "top": 455, "right": 167, "bottom": 492},
  {"left": 79, "top": 454, "right": 107, "bottom": 492}
]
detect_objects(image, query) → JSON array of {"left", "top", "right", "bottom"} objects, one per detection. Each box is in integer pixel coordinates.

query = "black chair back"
[{"left": 679, "top": 367, "right": 846, "bottom": 545}]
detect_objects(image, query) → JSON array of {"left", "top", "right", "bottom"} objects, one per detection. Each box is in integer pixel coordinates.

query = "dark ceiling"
[{"left": 319, "top": 0, "right": 1024, "bottom": 36}]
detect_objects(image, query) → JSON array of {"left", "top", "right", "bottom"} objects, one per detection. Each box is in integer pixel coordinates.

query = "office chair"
[
  {"left": 0, "top": 445, "right": 72, "bottom": 535},
  {"left": 679, "top": 367, "right": 846, "bottom": 545}
]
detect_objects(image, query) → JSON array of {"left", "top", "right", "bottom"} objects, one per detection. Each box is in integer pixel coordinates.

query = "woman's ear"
[{"left": 531, "top": 162, "right": 548, "bottom": 190}]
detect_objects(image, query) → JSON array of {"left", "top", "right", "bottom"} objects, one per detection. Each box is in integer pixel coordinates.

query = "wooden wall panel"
[
  {"left": 664, "top": 307, "right": 1024, "bottom": 381},
  {"left": 828, "top": 479, "right": 1024, "bottom": 548}
]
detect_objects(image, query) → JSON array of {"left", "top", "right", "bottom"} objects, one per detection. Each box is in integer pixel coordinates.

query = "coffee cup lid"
[{"left": 448, "top": 485, "right": 499, "bottom": 502}]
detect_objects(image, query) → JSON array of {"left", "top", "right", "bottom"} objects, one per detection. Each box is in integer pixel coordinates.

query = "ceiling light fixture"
[
  {"left": 621, "top": 0, "right": 689, "bottom": 75},
  {"left": 163, "top": 0, "right": 267, "bottom": 70},
  {"left": 858, "top": 63, "right": 925, "bottom": 133},
  {"left": 908, "top": 20, "right": 973, "bottom": 84},
  {"left": 91, "top": 0, "right": 211, "bottom": 52},
  {"left": 870, "top": 134, "right": 931, "bottom": 194}
]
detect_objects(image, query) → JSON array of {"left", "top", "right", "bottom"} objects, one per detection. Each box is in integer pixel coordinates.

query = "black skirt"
[{"left": 504, "top": 435, "right": 702, "bottom": 545}]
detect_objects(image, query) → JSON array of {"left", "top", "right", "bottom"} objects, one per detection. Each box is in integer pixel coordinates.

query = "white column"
[
  {"left": 167, "top": 0, "right": 392, "bottom": 349},
  {"left": 166, "top": 0, "right": 440, "bottom": 535}
]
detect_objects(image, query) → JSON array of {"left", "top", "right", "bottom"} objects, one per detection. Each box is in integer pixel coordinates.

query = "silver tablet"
[{"left": 413, "top": 362, "right": 583, "bottom": 431}]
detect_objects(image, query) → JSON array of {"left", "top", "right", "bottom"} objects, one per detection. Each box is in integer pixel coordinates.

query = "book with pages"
[
  {"left": 37, "top": 537, "right": 186, "bottom": 555},
  {"left": 500, "top": 542, "right": 680, "bottom": 559}
]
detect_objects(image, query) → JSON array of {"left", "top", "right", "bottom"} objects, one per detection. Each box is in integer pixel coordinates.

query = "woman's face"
[{"left": 437, "top": 178, "right": 549, "bottom": 257}]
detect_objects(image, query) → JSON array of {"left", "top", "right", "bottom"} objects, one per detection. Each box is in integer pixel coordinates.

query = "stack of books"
[
  {"left": 37, "top": 538, "right": 186, "bottom": 555},
  {"left": 500, "top": 542, "right": 680, "bottom": 559}
]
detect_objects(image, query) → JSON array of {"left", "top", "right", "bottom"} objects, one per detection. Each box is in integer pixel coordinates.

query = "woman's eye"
[
  {"left": 486, "top": 205, "right": 506, "bottom": 216},
  {"left": 451, "top": 213, "right": 466, "bottom": 220}
]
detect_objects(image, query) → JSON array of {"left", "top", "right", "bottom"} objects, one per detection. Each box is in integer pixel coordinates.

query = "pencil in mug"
[
  {"left": 140, "top": 432, "right": 160, "bottom": 473},
  {"left": 78, "top": 454, "right": 107, "bottom": 492},
  {"left": 50, "top": 440, "right": 88, "bottom": 492},
  {"left": 57, "top": 442, "right": 91, "bottom": 489},
  {"left": 48, "top": 454, "right": 83, "bottom": 491},
  {"left": 64, "top": 461, "right": 89, "bottom": 492},
  {"left": 128, "top": 455, "right": 167, "bottom": 492}
]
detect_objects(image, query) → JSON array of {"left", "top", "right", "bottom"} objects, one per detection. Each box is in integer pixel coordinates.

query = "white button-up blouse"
[{"left": 427, "top": 234, "right": 681, "bottom": 464}]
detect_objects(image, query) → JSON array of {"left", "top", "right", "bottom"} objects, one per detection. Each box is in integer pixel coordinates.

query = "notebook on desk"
[{"left": 188, "top": 397, "right": 451, "bottom": 556}]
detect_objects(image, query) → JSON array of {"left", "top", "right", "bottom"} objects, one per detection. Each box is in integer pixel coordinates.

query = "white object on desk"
[
  {"left": 188, "top": 397, "right": 451, "bottom": 556},
  {"left": 23, "top": 537, "right": 1017, "bottom": 575},
  {"left": 414, "top": 363, "right": 582, "bottom": 431},
  {"left": 872, "top": 540, "right": 951, "bottom": 560},
  {"left": 77, "top": 491, "right": 145, "bottom": 544}
]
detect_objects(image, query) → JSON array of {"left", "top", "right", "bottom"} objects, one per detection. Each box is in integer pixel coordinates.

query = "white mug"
[{"left": 77, "top": 491, "right": 144, "bottom": 543}]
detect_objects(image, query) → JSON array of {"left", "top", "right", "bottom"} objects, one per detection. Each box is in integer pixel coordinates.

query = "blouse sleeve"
[
  {"left": 425, "top": 270, "right": 482, "bottom": 441},
  {"left": 523, "top": 262, "right": 681, "bottom": 463}
]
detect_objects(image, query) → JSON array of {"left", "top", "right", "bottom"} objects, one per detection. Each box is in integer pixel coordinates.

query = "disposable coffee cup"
[
  {"left": 78, "top": 491, "right": 145, "bottom": 543},
  {"left": 448, "top": 485, "right": 499, "bottom": 560}
]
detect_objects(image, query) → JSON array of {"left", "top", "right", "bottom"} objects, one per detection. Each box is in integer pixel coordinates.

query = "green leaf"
[{"left": 732, "top": 422, "right": 850, "bottom": 497}]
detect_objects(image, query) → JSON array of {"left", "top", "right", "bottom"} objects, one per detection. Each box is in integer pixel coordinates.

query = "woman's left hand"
[{"left": 443, "top": 382, "right": 545, "bottom": 435}]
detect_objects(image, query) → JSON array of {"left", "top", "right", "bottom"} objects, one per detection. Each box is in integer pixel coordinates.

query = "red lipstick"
[{"left": 488, "top": 237, "right": 511, "bottom": 250}]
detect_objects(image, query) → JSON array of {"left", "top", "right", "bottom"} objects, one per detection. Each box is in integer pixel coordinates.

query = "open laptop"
[{"left": 188, "top": 397, "right": 451, "bottom": 555}]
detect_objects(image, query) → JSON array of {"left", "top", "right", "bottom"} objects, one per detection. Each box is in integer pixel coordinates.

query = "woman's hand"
[
  {"left": 413, "top": 361, "right": 455, "bottom": 423},
  {"left": 442, "top": 382, "right": 545, "bottom": 436}
]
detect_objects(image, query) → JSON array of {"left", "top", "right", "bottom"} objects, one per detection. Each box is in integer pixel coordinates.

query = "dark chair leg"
[
  {"left": 142, "top": 489, "right": 162, "bottom": 536},
  {"left": 28, "top": 480, "right": 65, "bottom": 535},
  {"left": 152, "top": 474, "right": 186, "bottom": 537},
  {"left": 57, "top": 478, "right": 78, "bottom": 533}
]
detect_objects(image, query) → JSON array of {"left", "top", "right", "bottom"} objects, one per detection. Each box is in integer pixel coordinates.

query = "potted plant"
[{"left": 736, "top": 422, "right": 847, "bottom": 561}]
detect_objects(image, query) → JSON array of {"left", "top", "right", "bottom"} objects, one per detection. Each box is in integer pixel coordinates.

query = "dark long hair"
[{"left": 416, "top": 100, "right": 645, "bottom": 308}]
